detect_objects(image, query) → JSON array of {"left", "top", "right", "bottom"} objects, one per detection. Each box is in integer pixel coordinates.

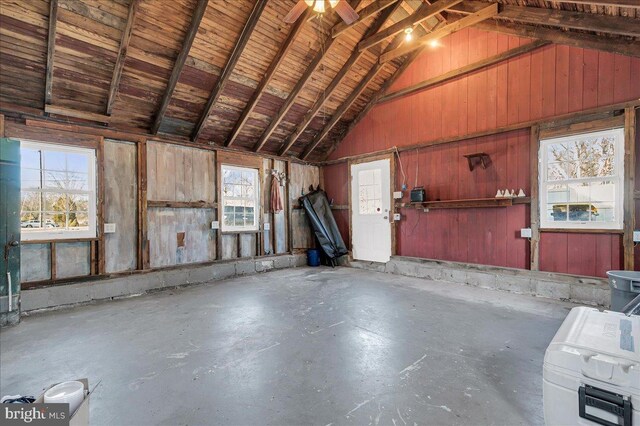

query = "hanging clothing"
[{"left": 270, "top": 175, "right": 283, "bottom": 213}]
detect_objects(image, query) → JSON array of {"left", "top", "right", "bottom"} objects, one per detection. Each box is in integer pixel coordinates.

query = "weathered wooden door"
[{"left": 1, "top": 138, "right": 21, "bottom": 325}]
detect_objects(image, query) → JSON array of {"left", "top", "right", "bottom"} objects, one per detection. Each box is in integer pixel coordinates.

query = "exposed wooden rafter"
[
  {"left": 472, "top": 20, "right": 640, "bottom": 58},
  {"left": 225, "top": 8, "right": 312, "bottom": 147},
  {"left": 278, "top": 1, "right": 404, "bottom": 156},
  {"left": 555, "top": 0, "right": 640, "bottom": 7},
  {"left": 380, "top": 3, "right": 499, "bottom": 63},
  {"left": 44, "top": 0, "right": 59, "bottom": 106},
  {"left": 302, "top": 31, "right": 424, "bottom": 160},
  {"left": 192, "top": 0, "right": 268, "bottom": 142},
  {"left": 322, "top": 47, "right": 425, "bottom": 160},
  {"left": 45, "top": 105, "right": 111, "bottom": 124},
  {"left": 378, "top": 40, "right": 550, "bottom": 104},
  {"left": 358, "top": 0, "right": 463, "bottom": 52},
  {"left": 452, "top": 1, "right": 640, "bottom": 38},
  {"left": 331, "top": 0, "right": 399, "bottom": 38},
  {"left": 151, "top": 0, "right": 208, "bottom": 135},
  {"left": 253, "top": 0, "right": 365, "bottom": 152},
  {"left": 106, "top": 0, "right": 140, "bottom": 115}
]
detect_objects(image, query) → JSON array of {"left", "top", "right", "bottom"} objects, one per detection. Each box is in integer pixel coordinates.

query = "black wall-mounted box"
[{"left": 410, "top": 187, "right": 426, "bottom": 203}]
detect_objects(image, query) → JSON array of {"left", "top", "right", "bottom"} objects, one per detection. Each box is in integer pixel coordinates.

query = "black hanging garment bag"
[{"left": 299, "top": 189, "right": 348, "bottom": 266}]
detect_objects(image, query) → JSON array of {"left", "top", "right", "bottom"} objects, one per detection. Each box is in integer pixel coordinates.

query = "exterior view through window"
[
  {"left": 221, "top": 165, "right": 259, "bottom": 231},
  {"left": 539, "top": 128, "right": 624, "bottom": 230},
  {"left": 20, "top": 141, "right": 97, "bottom": 240}
]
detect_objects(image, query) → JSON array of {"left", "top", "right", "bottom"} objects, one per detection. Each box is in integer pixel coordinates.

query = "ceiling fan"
[{"left": 284, "top": 0, "right": 359, "bottom": 25}]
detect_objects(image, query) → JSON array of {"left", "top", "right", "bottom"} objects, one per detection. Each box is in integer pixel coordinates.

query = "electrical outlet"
[
  {"left": 264, "top": 222, "right": 271, "bottom": 231},
  {"left": 634, "top": 230, "right": 640, "bottom": 243},
  {"left": 393, "top": 213, "right": 401, "bottom": 221},
  {"left": 104, "top": 223, "right": 116, "bottom": 233},
  {"left": 520, "top": 228, "right": 532, "bottom": 238},
  {"left": 211, "top": 221, "right": 219, "bottom": 230},
  {"left": 393, "top": 191, "right": 403, "bottom": 199}
]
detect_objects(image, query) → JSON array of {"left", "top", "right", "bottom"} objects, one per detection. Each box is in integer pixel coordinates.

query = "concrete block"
[
  {"left": 187, "top": 265, "right": 216, "bottom": 284},
  {"left": 256, "top": 260, "right": 274, "bottom": 272},
  {"left": 235, "top": 260, "right": 256, "bottom": 276},
  {"left": 570, "top": 283, "right": 609, "bottom": 307},
  {"left": 292, "top": 254, "right": 307, "bottom": 267},
  {"left": 466, "top": 271, "right": 498, "bottom": 290},
  {"left": 439, "top": 268, "right": 467, "bottom": 284},
  {"left": 496, "top": 275, "right": 536, "bottom": 295},
  {"left": 415, "top": 265, "right": 442, "bottom": 281},
  {"left": 211, "top": 263, "right": 236, "bottom": 280},
  {"left": 536, "top": 280, "right": 570, "bottom": 300},
  {"left": 273, "top": 256, "right": 290, "bottom": 269}
]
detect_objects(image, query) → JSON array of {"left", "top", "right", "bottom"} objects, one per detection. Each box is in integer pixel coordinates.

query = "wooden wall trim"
[
  {"left": 97, "top": 137, "right": 106, "bottom": 274},
  {"left": 137, "top": 139, "right": 148, "bottom": 270},
  {"left": 623, "top": 107, "right": 637, "bottom": 270},
  {"left": 529, "top": 125, "right": 540, "bottom": 271},
  {"left": 147, "top": 200, "right": 217, "bottom": 209}
]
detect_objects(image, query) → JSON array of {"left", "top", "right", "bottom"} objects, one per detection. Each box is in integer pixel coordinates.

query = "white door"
[{"left": 351, "top": 158, "right": 391, "bottom": 263}]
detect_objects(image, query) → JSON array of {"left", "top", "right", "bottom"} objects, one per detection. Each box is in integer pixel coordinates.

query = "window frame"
[
  {"left": 20, "top": 140, "right": 97, "bottom": 241},
  {"left": 538, "top": 127, "right": 624, "bottom": 231},
  {"left": 220, "top": 164, "right": 260, "bottom": 232}
]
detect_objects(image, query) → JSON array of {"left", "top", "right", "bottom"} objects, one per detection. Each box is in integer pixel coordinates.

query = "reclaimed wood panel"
[{"left": 104, "top": 139, "right": 137, "bottom": 273}]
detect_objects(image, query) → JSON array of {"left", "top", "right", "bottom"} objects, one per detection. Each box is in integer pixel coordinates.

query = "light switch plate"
[
  {"left": 634, "top": 230, "right": 640, "bottom": 243},
  {"left": 104, "top": 223, "right": 116, "bottom": 233},
  {"left": 264, "top": 223, "right": 271, "bottom": 231},
  {"left": 211, "top": 221, "right": 219, "bottom": 230},
  {"left": 393, "top": 213, "right": 401, "bottom": 221},
  {"left": 393, "top": 191, "right": 403, "bottom": 199},
  {"left": 520, "top": 228, "right": 532, "bottom": 238}
]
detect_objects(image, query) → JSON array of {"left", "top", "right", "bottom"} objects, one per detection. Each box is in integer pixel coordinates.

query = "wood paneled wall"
[{"left": 323, "top": 28, "right": 640, "bottom": 278}]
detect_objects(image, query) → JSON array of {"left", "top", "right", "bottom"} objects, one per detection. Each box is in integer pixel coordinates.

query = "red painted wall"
[{"left": 323, "top": 28, "right": 640, "bottom": 278}]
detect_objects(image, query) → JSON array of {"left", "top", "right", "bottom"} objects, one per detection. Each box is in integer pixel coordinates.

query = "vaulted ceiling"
[{"left": 1, "top": 0, "right": 638, "bottom": 162}]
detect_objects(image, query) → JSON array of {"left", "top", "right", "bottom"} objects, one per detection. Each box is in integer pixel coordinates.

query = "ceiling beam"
[
  {"left": 278, "top": 1, "right": 404, "bottom": 156},
  {"left": 331, "top": 0, "right": 399, "bottom": 38},
  {"left": 45, "top": 0, "right": 59, "bottom": 106},
  {"left": 358, "top": 0, "right": 463, "bottom": 52},
  {"left": 302, "top": 31, "right": 424, "bottom": 160},
  {"left": 45, "top": 105, "right": 111, "bottom": 123},
  {"left": 453, "top": 1, "right": 640, "bottom": 38},
  {"left": 191, "top": 0, "right": 268, "bottom": 142},
  {"left": 252, "top": 0, "right": 365, "bottom": 152},
  {"left": 322, "top": 47, "right": 425, "bottom": 160},
  {"left": 472, "top": 20, "right": 640, "bottom": 58},
  {"left": 553, "top": 0, "right": 640, "bottom": 7},
  {"left": 107, "top": 0, "right": 139, "bottom": 115},
  {"left": 225, "top": 9, "right": 312, "bottom": 147},
  {"left": 378, "top": 40, "right": 550, "bottom": 104},
  {"left": 380, "top": 3, "right": 499, "bottom": 63},
  {"left": 150, "top": 0, "right": 208, "bottom": 135}
]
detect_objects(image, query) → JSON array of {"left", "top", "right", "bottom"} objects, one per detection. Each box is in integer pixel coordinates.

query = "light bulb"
[
  {"left": 313, "top": 0, "right": 325, "bottom": 13},
  {"left": 429, "top": 39, "right": 439, "bottom": 48},
  {"left": 329, "top": 0, "right": 338, "bottom": 7},
  {"left": 404, "top": 27, "right": 413, "bottom": 42}
]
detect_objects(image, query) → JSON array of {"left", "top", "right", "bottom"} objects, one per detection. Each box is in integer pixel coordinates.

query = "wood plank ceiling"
[{"left": 0, "top": 0, "right": 638, "bottom": 162}]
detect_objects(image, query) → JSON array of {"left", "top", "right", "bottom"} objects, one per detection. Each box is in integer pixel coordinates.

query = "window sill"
[
  {"left": 21, "top": 237, "right": 99, "bottom": 244},
  {"left": 540, "top": 228, "right": 623, "bottom": 234}
]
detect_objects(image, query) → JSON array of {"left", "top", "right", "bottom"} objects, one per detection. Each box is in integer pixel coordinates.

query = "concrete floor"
[{"left": 0, "top": 267, "right": 575, "bottom": 425}]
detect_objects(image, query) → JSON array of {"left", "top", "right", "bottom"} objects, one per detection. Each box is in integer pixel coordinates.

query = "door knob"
[{"left": 9, "top": 241, "right": 19, "bottom": 247}]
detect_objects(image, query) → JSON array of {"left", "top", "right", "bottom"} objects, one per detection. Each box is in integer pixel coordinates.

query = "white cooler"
[{"left": 543, "top": 307, "right": 639, "bottom": 426}]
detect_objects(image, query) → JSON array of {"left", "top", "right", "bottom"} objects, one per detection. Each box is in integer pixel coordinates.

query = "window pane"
[
  {"left": 69, "top": 212, "right": 89, "bottom": 228},
  {"left": 575, "top": 135, "right": 615, "bottom": 178},
  {"left": 66, "top": 153, "right": 88, "bottom": 173},
  {"left": 69, "top": 194, "right": 89, "bottom": 212},
  {"left": 21, "top": 191, "right": 41, "bottom": 213},
  {"left": 67, "top": 172, "right": 89, "bottom": 191},
  {"left": 44, "top": 193, "right": 67, "bottom": 212},
  {"left": 21, "top": 148, "right": 41, "bottom": 170},
  {"left": 547, "top": 204, "right": 567, "bottom": 222},
  {"left": 568, "top": 204, "right": 592, "bottom": 221},
  {"left": 591, "top": 202, "right": 615, "bottom": 223},
  {"left": 234, "top": 206, "right": 245, "bottom": 227},
  {"left": 223, "top": 206, "right": 234, "bottom": 226},
  {"left": 20, "top": 213, "right": 42, "bottom": 229},
  {"left": 245, "top": 207, "right": 254, "bottom": 226},
  {"left": 44, "top": 170, "right": 67, "bottom": 189},
  {"left": 43, "top": 150, "right": 66, "bottom": 172},
  {"left": 21, "top": 168, "right": 42, "bottom": 189},
  {"left": 45, "top": 212, "right": 65, "bottom": 228}
]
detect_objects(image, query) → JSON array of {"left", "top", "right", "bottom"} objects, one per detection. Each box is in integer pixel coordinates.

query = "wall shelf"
[{"left": 401, "top": 197, "right": 531, "bottom": 210}]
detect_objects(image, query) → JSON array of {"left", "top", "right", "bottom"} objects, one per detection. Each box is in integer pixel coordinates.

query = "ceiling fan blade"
[
  {"left": 284, "top": 0, "right": 308, "bottom": 23},
  {"left": 333, "top": 0, "right": 359, "bottom": 25}
]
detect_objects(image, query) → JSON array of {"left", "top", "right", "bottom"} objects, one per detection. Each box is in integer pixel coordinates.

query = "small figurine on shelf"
[
  {"left": 495, "top": 189, "right": 504, "bottom": 198},
  {"left": 517, "top": 189, "right": 526, "bottom": 197}
]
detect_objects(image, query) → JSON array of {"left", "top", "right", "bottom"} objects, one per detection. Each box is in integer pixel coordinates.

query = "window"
[
  {"left": 358, "top": 169, "right": 382, "bottom": 215},
  {"left": 539, "top": 128, "right": 624, "bottom": 230},
  {"left": 20, "top": 141, "right": 97, "bottom": 240},
  {"left": 221, "top": 165, "right": 259, "bottom": 231}
]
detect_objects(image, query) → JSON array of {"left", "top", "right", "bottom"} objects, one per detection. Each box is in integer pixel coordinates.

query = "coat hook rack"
[{"left": 463, "top": 152, "right": 491, "bottom": 171}]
